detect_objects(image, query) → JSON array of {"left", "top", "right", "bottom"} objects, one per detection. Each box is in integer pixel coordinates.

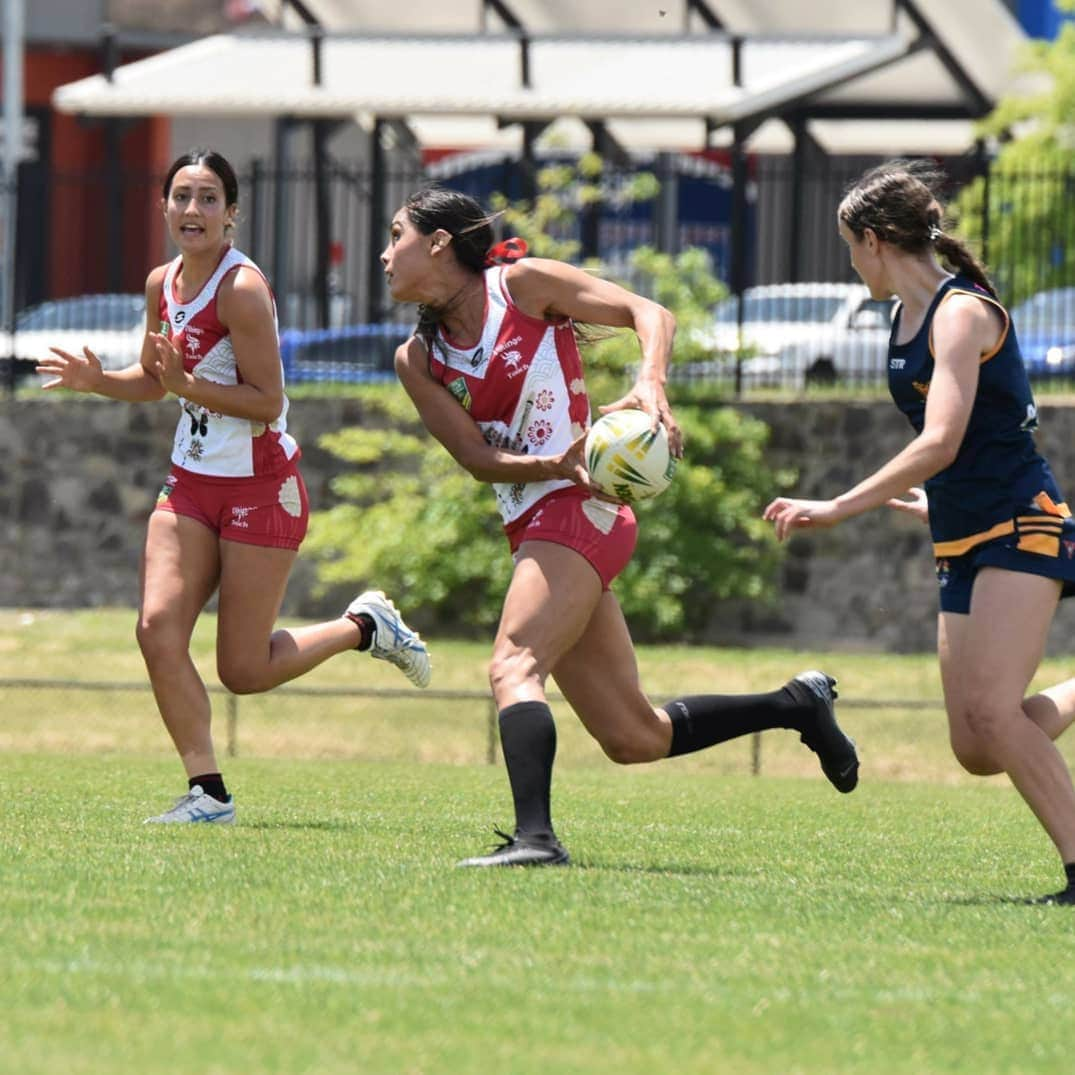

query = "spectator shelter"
[{"left": 48, "top": 0, "right": 1026, "bottom": 321}]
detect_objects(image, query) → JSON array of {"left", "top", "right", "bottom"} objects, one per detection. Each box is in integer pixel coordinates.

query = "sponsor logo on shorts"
[
  {"left": 936, "top": 558, "right": 950, "bottom": 588},
  {"left": 230, "top": 506, "right": 254, "bottom": 529},
  {"left": 1064, "top": 540, "right": 1075, "bottom": 560},
  {"left": 157, "top": 476, "right": 177, "bottom": 503},
  {"left": 278, "top": 475, "right": 303, "bottom": 518},
  {"left": 582, "top": 497, "right": 618, "bottom": 535}
]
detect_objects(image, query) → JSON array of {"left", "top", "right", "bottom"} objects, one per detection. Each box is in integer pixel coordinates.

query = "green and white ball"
[{"left": 584, "top": 408, "right": 677, "bottom": 504}]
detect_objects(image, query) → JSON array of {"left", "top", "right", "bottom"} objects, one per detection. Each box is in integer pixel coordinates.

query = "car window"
[
  {"left": 16, "top": 294, "right": 145, "bottom": 332},
  {"left": 1011, "top": 289, "right": 1075, "bottom": 332},
  {"left": 714, "top": 294, "right": 846, "bottom": 323},
  {"left": 850, "top": 299, "right": 893, "bottom": 329}
]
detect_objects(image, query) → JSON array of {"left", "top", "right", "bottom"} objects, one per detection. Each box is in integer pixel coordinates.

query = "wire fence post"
[{"left": 226, "top": 693, "right": 239, "bottom": 758}]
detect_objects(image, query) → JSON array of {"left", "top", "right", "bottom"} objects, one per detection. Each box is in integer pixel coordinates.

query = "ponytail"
[{"left": 933, "top": 233, "right": 996, "bottom": 298}]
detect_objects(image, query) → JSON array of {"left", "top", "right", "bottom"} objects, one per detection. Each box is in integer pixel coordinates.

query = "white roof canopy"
[
  {"left": 53, "top": 30, "right": 908, "bottom": 127},
  {"left": 52, "top": 0, "right": 1030, "bottom": 157}
]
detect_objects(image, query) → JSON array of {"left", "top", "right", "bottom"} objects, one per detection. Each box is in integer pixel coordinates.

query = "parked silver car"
[
  {"left": 0, "top": 293, "right": 147, "bottom": 382},
  {"left": 702, "top": 283, "right": 894, "bottom": 388}
]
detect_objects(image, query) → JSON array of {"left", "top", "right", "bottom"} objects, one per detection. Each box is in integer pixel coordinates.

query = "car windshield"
[
  {"left": 714, "top": 294, "right": 847, "bottom": 323},
  {"left": 1012, "top": 289, "right": 1075, "bottom": 333},
  {"left": 15, "top": 294, "right": 145, "bottom": 332}
]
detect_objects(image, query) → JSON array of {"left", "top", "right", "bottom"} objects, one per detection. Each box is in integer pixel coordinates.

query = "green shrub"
[{"left": 304, "top": 388, "right": 790, "bottom": 640}]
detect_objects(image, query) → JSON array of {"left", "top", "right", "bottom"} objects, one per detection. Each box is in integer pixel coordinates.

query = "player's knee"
[
  {"left": 488, "top": 644, "right": 540, "bottom": 697},
  {"left": 962, "top": 697, "right": 1017, "bottom": 748},
  {"left": 948, "top": 725, "right": 1003, "bottom": 776},
  {"left": 136, "top": 614, "right": 179, "bottom": 667},
  {"left": 217, "top": 660, "right": 267, "bottom": 696},
  {"left": 598, "top": 732, "right": 663, "bottom": 765}
]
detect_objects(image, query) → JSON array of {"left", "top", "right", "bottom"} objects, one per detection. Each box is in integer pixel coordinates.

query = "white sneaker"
[
  {"left": 346, "top": 589, "right": 431, "bottom": 688},
  {"left": 144, "top": 785, "right": 236, "bottom": 825}
]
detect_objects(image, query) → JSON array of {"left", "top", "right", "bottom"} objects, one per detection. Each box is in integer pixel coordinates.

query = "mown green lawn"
[
  {"left": 2, "top": 756, "right": 1072, "bottom": 1075},
  {"left": 3, "top": 609, "right": 1075, "bottom": 1074}
]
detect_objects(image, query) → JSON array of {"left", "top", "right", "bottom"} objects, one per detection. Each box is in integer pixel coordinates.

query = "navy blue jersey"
[{"left": 888, "top": 275, "right": 1070, "bottom": 555}]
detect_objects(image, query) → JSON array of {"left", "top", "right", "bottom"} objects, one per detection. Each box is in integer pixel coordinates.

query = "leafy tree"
[{"left": 952, "top": 8, "right": 1075, "bottom": 304}]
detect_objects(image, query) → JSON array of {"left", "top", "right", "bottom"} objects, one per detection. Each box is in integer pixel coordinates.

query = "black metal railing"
[{"left": 5, "top": 155, "right": 1075, "bottom": 394}]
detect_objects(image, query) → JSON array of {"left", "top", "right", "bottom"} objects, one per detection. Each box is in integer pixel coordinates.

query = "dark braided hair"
[
  {"left": 403, "top": 187, "right": 499, "bottom": 344},
  {"left": 839, "top": 160, "right": 996, "bottom": 297}
]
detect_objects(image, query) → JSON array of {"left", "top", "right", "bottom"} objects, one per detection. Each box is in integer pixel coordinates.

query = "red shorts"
[
  {"left": 506, "top": 487, "right": 637, "bottom": 589},
  {"left": 154, "top": 462, "right": 309, "bottom": 550}
]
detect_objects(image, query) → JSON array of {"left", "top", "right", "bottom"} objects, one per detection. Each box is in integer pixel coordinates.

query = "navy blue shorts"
[{"left": 935, "top": 515, "right": 1075, "bottom": 614}]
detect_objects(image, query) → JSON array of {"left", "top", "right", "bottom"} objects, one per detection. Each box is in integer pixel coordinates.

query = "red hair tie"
[{"left": 484, "top": 237, "right": 528, "bottom": 266}]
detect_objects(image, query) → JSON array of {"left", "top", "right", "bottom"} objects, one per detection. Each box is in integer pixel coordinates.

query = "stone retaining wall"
[{"left": 4, "top": 395, "right": 1074, "bottom": 654}]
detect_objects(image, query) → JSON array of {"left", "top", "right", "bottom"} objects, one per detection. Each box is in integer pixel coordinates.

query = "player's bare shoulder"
[
  {"left": 144, "top": 262, "right": 169, "bottom": 298},
  {"left": 935, "top": 289, "right": 1004, "bottom": 357},
  {"left": 394, "top": 334, "right": 433, "bottom": 382}
]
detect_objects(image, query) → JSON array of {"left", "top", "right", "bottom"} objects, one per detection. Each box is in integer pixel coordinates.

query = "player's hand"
[
  {"left": 553, "top": 430, "right": 620, "bottom": 503},
  {"left": 599, "top": 383, "right": 683, "bottom": 459},
  {"left": 763, "top": 496, "right": 844, "bottom": 541},
  {"left": 555, "top": 429, "right": 591, "bottom": 488},
  {"left": 886, "top": 486, "right": 929, "bottom": 523},
  {"left": 149, "top": 332, "right": 192, "bottom": 395},
  {"left": 36, "top": 346, "right": 105, "bottom": 393}
]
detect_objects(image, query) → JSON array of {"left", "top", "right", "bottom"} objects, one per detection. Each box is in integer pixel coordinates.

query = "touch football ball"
[{"left": 584, "top": 408, "right": 677, "bottom": 504}]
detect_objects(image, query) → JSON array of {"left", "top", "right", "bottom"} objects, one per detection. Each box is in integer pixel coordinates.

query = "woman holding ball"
[
  {"left": 37, "top": 148, "right": 430, "bottom": 825},
  {"left": 383, "top": 186, "right": 860, "bottom": 867}
]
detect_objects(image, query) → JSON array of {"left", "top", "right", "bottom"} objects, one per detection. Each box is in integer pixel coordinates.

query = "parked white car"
[
  {"left": 0, "top": 293, "right": 147, "bottom": 382},
  {"left": 702, "top": 282, "right": 894, "bottom": 388}
]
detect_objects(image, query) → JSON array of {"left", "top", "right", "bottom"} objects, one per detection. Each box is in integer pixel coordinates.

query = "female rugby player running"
[
  {"left": 38, "top": 148, "right": 429, "bottom": 825},
  {"left": 383, "top": 186, "right": 859, "bottom": 868}
]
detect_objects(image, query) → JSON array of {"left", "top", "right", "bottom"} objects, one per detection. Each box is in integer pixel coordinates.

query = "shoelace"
[{"left": 490, "top": 827, "right": 517, "bottom": 851}]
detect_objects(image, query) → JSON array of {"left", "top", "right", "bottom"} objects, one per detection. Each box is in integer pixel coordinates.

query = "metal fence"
[
  {"left": 5, "top": 154, "right": 1075, "bottom": 393},
  {"left": 0, "top": 676, "right": 943, "bottom": 776}
]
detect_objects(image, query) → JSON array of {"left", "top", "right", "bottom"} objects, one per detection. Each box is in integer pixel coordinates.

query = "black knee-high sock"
[
  {"left": 665, "top": 682, "right": 814, "bottom": 758},
  {"left": 498, "top": 701, "right": 557, "bottom": 839}
]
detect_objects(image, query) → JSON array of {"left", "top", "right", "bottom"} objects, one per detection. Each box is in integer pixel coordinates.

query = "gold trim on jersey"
[
  {"left": 932, "top": 520, "right": 1014, "bottom": 557},
  {"left": 931, "top": 493, "right": 1071, "bottom": 558},
  {"left": 927, "top": 287, "right": 1010, "bottom": 365}
]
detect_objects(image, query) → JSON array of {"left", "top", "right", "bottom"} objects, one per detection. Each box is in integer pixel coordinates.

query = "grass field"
[{"left": 3, "top": 609, "right": 1075, "bottom": 1074}]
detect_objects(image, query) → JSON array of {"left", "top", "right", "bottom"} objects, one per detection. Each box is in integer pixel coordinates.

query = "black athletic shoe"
[
  {"left": 456, "top": 828, "right": 571, "bottom": 868},
  {"left": 789, "top": 670, "right": 859, "bottom": 793},
  {"left": 1029, "top": 884, "right": 1075, "bottom": 905}
]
